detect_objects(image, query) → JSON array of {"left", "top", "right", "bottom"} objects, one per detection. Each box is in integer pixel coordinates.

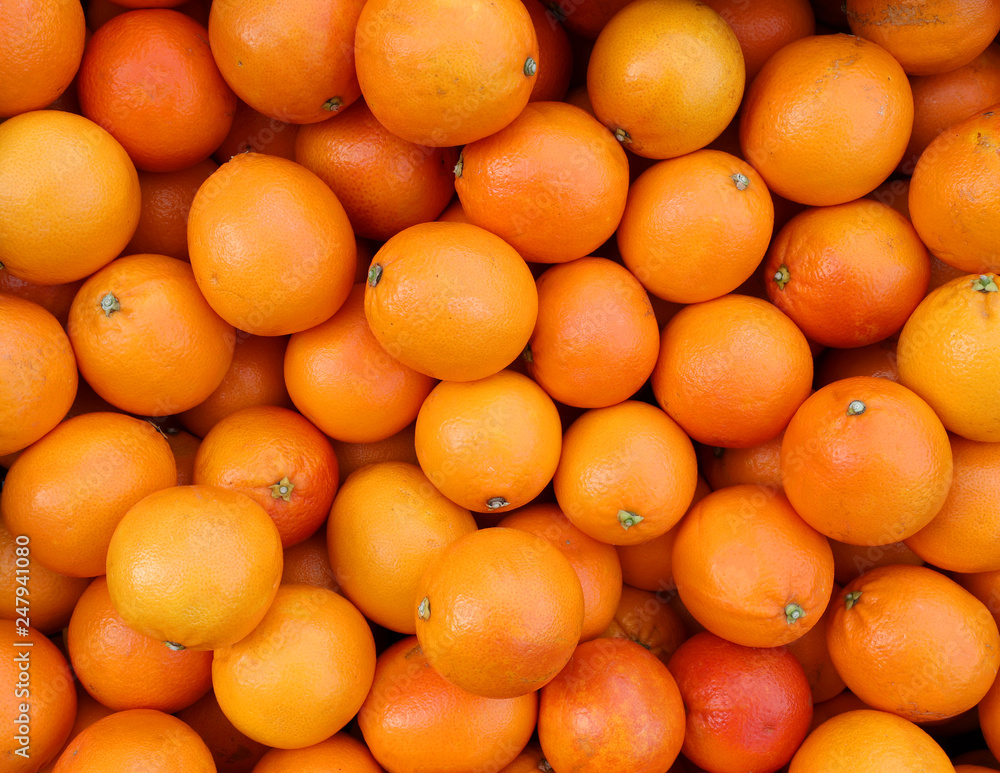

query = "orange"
[
  {"left": 67, "top": 576, "right": 212, "bottom": 712},
  {"left": 414, "top": 526, "right": 584, "bottom": 698},
  {"left": 808, "top": 691, "right": 873, "bottom": 733},
  {"left": 701, "top": 0, "right": 816, "bottom": 82},
  {"left": 284, "top": 284, "right": 436, "bottom": 444},
  {"left": 52, "top": 709, "right": 215, "bottom": 772},
  {"left": 789, "top": 709, "right": 955, "bottom": 772},
  {"left": 899, "top": 43, "right": 1000, "bottom": 175},
  {"left": 829, "top": 538, "right": 925, "bottom": 586},
  {"left": 455, "top": 101, "right": 629, "bottom": 264},
  {"left": 281, "top": 530, "right": 340, "bottom": 594},
  {"left": 78, "top": 9, "right": 236, "bottom": 172},
  {"left": 615, "top": 476, "right": 711, "bottom": 593},
  {"left": 826, "top": 564, "right": 1000, "bottom": 722},
  {"left": 358, "top": 636, "right": 537, "bottom": 773},
  {"left": 0, "top": 294, "right": 77, "bottom": 457},
  {"left": 0, "top": 520, "right": 88, "bottom": 635},
  {"left": 667, "top": 631, "right": 813, "bottom": 773},
  {"left": 164, "top": 428, "right": 200, "bottom": 486},
  {"left": 699, "top": 434, "right": 784, "bottom": 492},
  {"left": 174, "top": 690, "right": 270, "bottom": 773},
  {"left": 331, "top": 423, "right": 419, "bottom": 485},
  {"left": 36, "top": 685, "right": 115, "bottom": 773},
  {"left": 354, "top": 0, "right": 538, "bottom": 147},
  {"left": 294, "top": 99, "right": 459, "bottom": 241},
  {"left": 600, "top": 584, "right": 689, "bottom": 664},
  {"left": 651, "top": 294, "right": 814, "bottom": 448},
  {"left": 764, "top": 199, "right": 931, "bottom": 348},
  {"left": 67, "top": 254, "right": 236, "bottom": 416},
  {"left": 364, "top": 221, "right": 538, "bottom": 382},
  {"left": 616, "top": 149, "right": 774, "bottom": 304},
  {"left": 740, "top": 34, "right": 913, "bottom": 206},
  {"left": 905, "top": 437, "right": 1000, "bottom": 573},
  {"left": 548, "top": 0, "right": 631, "bottom": 38},
  {"left": 538, "top": 637, "right": 686, "bottom": 773},
  {"left": 1, "top": 412, "right": 177, "bottom": 577},
  {"left": 125, "top": 159, "right": 218, "bottom": 262},
  {"left": 86, "top": 0, "right": 212, "bottom": 30},
  {"left": 784, "top": 582, "right": 848, "bottom": 704},
  {"left": 814, "top": 339, "right": 900, "bottom": 388},
  {"left": 671, "top": 485, "right": 835, "bottom": 648},
  {"left": 0, "top": 621, "right": 76, "bottom": 773},
  {"left": 981, "top": 673, "right": 1000, "bottom": 764},
  {"left": 553, "top": 400, "right": 698, "bottom": 545},
  {"left": 955, "top": 569, "right": 1000, "bottom": 631},
  {"left": 187, "top": 152, "right": 357, "bottom": 336},
  {"left": 498, "top": 742, "right": 546, "bottom": 773},
  {"left": 867, "top": 174, "right": 912, "bottom": 218},
  {"left": 782, "top": 376, "right": 953, "bottom": 545},
  {"left": 415, "top": 370, "right": 562, "bottom": 514},
  {"left": 193, "top": 406, "right": 338, "bottom": 548},
  {"left": 523, "top": 0, "right": 573, "bottom": 102},
  {"left": 327, "top": 461, "right": 477, "bottom": 633},
  {"left": 106, "top": 484, "right": 284, "bottom": 651},
  {"left": 0, "top": 272, "right": 83, "bottom": 328},
  {"left": 212, "top": 98, "right": 300, "bottom": 162},
  {"left": 179, "top": 332, "right": 293, "bottom": 440},
  {"left": 908, "top": 110, "right": 1000, "bottom": 274},
  {"left": 845, "top": 0, "right": 1000, "bottom": 76},
  {"left": 586, "top": 0, "right": 745, "bottom": 159},
  {"left": 896, "top": 273, "right": 1000, "bottom": 442},
  {"left": 435, "top": 196, "right": 472, "bottom": 224},
  {"left": 252, "top": 733, "right": 384, "bottom": 773},
  {"left": 212, "top": 584, "right": 376, "bottom": 749},
  {"left": 500, "top": 502, "right": 623, "bottom": 641},
  {"left": 208, "top": 0, "right": 365, "bottom": 124},
  {"left": 0, "top": 0, "right": 85, "bottom": 118},
  {"left": 0, "top": 110, "right": 140, "bottom": 285},
  {"left": 525, "top": 257, "right": 659, "bottom": 408}
]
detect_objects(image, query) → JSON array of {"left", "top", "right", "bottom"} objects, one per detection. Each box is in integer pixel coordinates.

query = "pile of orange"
[{"left": 3, "top": 0, "right": 1000, "bottom": 770}]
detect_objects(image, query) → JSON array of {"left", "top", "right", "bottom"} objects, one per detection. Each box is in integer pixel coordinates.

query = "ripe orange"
[
  {"left": 829, "top": 538, "right": 925, "bottom": 586},
  {"left": 955, "top": 569, "right": 1000, "bottom": 631},
  {"left": 0, "top": 621, "right": 76, "bottom": 773},
  {"left": 789, "top": 710, "right": 955, "bottom": 772},
  {"left": 845, "top": 0, "right": 1000, "bottom": 76},
  {"left": 525, "top": 257, "right": 659, "bottom": 408},
  {"left": 905, "top": 437, "right": 1000, "bottom": 573},
  {"left": 784, "top": 582, "right": 847, "bottom": 704},
  {"left": 538, "top": 637, "right": 686, "bottom": 773},
  {"left": 896, "top": 273, "right": 1000, "bottom": 442},
  {"left": 164, "top": 428, "right": 200, "bottom": 486},
  {"left": 193, "top": 406, "right": 339, "bottom": 548},
  {"left": 359, "top": 636, "right": 537, "bottom": 773},
  {"left": 600, "top": 584, "right": 689, "bottom": 664},
  {"left": 125, "top": 159, "right": 218, "bottom": 262},
  {"left": 208, "top": 0, "right": 365, "bottom": 124},
  {"left": 284, "top": 284, "right": 435, "bottom": 444},
  {"left": 0, "top": 0, "right": 85, "bottom": 118},
  {"left": 0, "top": 294, "right": 77, "bottom": 457},
  {"left": 179, "top": 332, "right": 293, "bottom": 440},
  {"left": 52, "top": 709, "right": 215, "bottom": 772},
  {"left": 617, "top": 149, "right": 774, "bottom": 305},
  {"left": 173, "top": 690, "right": 270, "bottom": 773},
  {"left": 415, "top": 370, "right": 562, "bottom": 514},
  {"left": 548, "top": 0, "right": 631, "bottom": 38},
  {"left": 671, "top": 485, "right": 835, "bottom": 648},
  {"left": 330, "top": 423, "right": 419, "bottom": 485},
  {"left": 814, "top": 339, "right": 900, "bottom": 388},
  {"left": 651, "top": 294, "right": 814, "bottom": 448},
  {"left": 553, "top": 400, "right": 698, "bottom": 545},
  {"left": 78, "top": 9, "right": 236, "bottom": 172},
  {"left": 355, "top": 0, "right": 538, "bottom": 147},
  {"left": 0, "top": 272, "right": 83, "bottom": 328},
  {"left": 281, "top": 530, "right": 339, "bottom": 594},
  {"left": 0, "top": 110, "right": 140, "bottom": 285},
  {"left": 699, "top": 434, "right": 784, "bottom": 492},
  {"left": 1, "top": 412, "right": 177, "bottom": 577},
  {"left": 667, "top": 631, "right": 813, "bottom": 773},
  {"left": 364, "top": 221, "right": 538, "bottom": 382},
  {"left": 908, "top": 110, "right": 1000, "bottom": 274},
  {"left": 497, "top": 742, "right": 546, "bottom": 773},
  {"left": 213, "top": 99, "right": 300, "bottom": 162},
  {"left": 67, "top": 254, "right": 236, "bottom": 417},
  {"left": 764, "top": 199, "right": 931, "bottom": 348},
  {"left": 212, "top": 584, "right": 376, "bottom": 749},
  {"left": 187, "top": 152, "right": 356, "bottom": 336},
  {"left": 327, "top": 461, "right": 477, "bottom": 633},
  {"left": 587, "top": 0, "right": 745, "bottom": 159},
  {"left": 455, "top": 101, "right": 629, "bottom": 264},
  {"left": 67, "top": 576, "right": 212, "bottom": 713},
  {"left": 253, "top": 733, "right": 385, "bottom": 773},
  {"left": 500, "top": 502, "right": 623, "bottom": 641},
  {"left": 105, "top": 484, "right": 284, "bottom": 650},
  {"left": 414, "top": 527, "right": 585, "bottom": 698},
  {"left": 294, "top": 99, "right": 458, "bottom": 241},
  {"left": 981, "top": 672, "right": 1000, "bottom": 764},
  {"left": 826, "top": 565, "right": 1000, "bottom": 722},
  {"left": 36, "top": 685, "right": 115, "bottom": 773},
  {"left": 523, "top": 0, "right": 573, "bottom": 102},
  {"left": 740, "top": 34, "right": 913, "bottom": 206}
]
